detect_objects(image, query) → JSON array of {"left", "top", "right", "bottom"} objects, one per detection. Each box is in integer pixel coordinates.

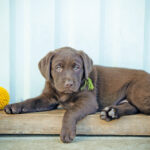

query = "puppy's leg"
[
  {"left": 4, "top": 95, "right": 58, "bottom": 114},
  {"left": 127, "top": 77, "right": 150, "bottom": 115},
  {"left": 60, "top": 92, "right": 98, "bottom": 143},
  {"left": 100, "top": 100, "right": 138, "bottom": 121}
]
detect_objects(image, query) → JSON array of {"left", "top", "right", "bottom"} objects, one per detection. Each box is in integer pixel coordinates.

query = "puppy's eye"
[
  {"left": 56, "top": 65, "right": 63, "bottom": 72},
  {"left": 73, "top": 64, "right": 80, "bottom": 71}
]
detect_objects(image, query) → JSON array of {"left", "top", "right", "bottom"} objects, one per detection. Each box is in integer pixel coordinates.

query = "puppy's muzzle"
[{"left": 64, "top": 80, "right": 73, "bottom": 88}]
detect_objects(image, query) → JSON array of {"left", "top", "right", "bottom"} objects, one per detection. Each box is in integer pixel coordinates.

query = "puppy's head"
[{"left": 38, "top": 47, "right": 93, "bottom": 94}]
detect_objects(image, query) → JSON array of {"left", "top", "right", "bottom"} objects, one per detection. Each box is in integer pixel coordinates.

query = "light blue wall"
[
  {"left": 0, "top": 0, "right": 150, "bottom": 103},
  {"left": 0, "top": 0, "right": 10, "bottom": 91}
]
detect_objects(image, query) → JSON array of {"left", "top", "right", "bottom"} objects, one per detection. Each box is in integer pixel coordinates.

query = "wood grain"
[{"left": 0, "top": 109, "right": 150, "bottom": 135}]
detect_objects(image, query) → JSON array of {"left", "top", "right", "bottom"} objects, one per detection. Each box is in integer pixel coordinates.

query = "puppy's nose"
[{"left": 64, "top": 80, "right": 73, "bottom": 88}]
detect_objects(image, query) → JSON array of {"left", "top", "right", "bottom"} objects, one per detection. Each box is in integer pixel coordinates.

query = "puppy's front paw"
[
  {"left": 100, "top": 106, "right": 119, "bottom": 121},
  {"left": 60, "top": 125, "right": 76, "bottom": 143},
  {"left": 4, "top": 103, "right": 22, "bottom": 114}
]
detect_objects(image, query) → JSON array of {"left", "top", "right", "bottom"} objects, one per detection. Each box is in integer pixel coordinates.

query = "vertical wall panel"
[
  {"left": 15, "top": 0, "right": 26, "bottom": 102},
  {"left": 54, "top": 0, "right": 101, "bottom": 64},
  {"left": 0, "top": 0, "right": 10, "bottom": 90},
  {"left": 0, "top": 0, "right": 150, "bottom": 103},
  {"left": 99, "top": 0, "right": 145, "bottom": 68},
  {"left": 9, "top": 0, "right": 16, "bottom": 102},
  {"left": 23, "top": 0, "right": 31, "bottom": 100},
  {"left": 143, "top": 0, "right": 150, "bottom": 72},
  {"left": 100, "top": 0, "right": 122, "bottom": 66},
  {"left": 118, "top": 0, "right": 145, "bottom": 69},
  {"left": 29, "top": 0, "right": 55, "bottom": 98}
]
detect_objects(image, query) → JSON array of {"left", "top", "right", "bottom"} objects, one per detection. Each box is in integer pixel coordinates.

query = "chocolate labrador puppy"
[{"left": 4, "top": 47, "right": 150, "bottom": 143}]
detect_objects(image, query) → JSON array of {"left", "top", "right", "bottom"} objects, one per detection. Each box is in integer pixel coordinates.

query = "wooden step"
[{"left": 0, "top": 109, "right": 150, "bottom": 135}]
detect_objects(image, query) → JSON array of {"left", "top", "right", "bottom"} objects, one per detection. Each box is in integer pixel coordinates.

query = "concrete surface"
[{"left": 0, "top": 135, "right": 150, "bottom": 150}]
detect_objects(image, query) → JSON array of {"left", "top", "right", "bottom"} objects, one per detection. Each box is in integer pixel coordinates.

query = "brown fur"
[{"left": 4, "top": 47, "right": 150, "bottom": 143}]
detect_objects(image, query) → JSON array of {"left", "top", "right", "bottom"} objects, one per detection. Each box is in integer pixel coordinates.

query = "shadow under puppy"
[{"left": 4, "top": 47, "right": 150, "bottom": 143}]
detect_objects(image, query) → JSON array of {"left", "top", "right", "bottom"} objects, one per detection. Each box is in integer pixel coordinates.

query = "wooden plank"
[{"left": 0, "top": 109, "right": 150, "bottom": 135}]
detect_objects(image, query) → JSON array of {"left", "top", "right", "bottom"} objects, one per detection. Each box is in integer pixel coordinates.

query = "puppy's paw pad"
[
  {"left": 104, "top": 107, "right": 110, "bottom": 111},
  {"left": 100, "top": 111, "right": 107, "bottom": 120},
  {"left": 4, "top": 104, "right": 12, "bottom": 114},
  {"left": 60, "top": 127, "right": 76, "bottom": 143},
  {"left": 100, "top": 106, "right": 119, "bottom": 121},
  {"left": 4, "top": 104, "right": 21, "bottom": 114},
  {"left": 108, "top": 108, "right": 118, "bottom": 119}
]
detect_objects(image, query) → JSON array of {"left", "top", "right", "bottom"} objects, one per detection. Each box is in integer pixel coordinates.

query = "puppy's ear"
[
  {"left": 38, "top": 51, "right": 55, "bottom": 81},
  {"left": 79, "top": 51, "right": 93, "bottom": 79}
]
